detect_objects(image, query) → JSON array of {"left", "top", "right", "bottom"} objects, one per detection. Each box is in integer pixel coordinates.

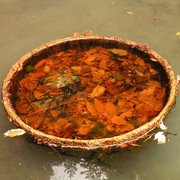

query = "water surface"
[{"left": 1, "top": 0, "right": 180, "bottom": 179}]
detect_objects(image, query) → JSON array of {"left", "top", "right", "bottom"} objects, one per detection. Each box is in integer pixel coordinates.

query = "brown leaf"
[
  {"left": 106, "top": 86, "right": 116, "bottom": 96},
  {"left": 71, "top": 66, "right": 82, "bottom": 74},
  {"left": 99, "top": 59, "right": 107, "bottom": 70},
  {"left": 86, "top": 101, "right": 98, "bottom": 116},
  {"left": 110, "top": 49, "right": 128, "bottom": 56},
  {"left": 34, "top": 90, "right": 44, "bottom": 99},
  {"left": 35, "top": 59, "right": 46, "bottom": 69},
  {"left": 45, "top": 74, "right": 60, "bottom": 82},
  {"left": 111, "top": 116, "right": 127, "bottom": 125},
  {"left": 84, "top": 56, "right": 96, "bottom": 65},
  {"left": 154, "top": 102, "right": 164, "bottom": 111},
  {"left": 90, "top": 85, "right": 105, "bottom": 98},
  {"left": 78, "top": 125, "right": 92, "bottom": 135},
  {"left": 94, "top": 99, "right": 105, "bottom": 117},
  {"left": 55, "top": 118, "right": 68, "bottom": 128},
  {"left": 104, "top": 102, "right": 117, "bottom": 116},
  {"left": 118, "top": 122, "right": 135, "bottom": 133},
  {"left": 50, "top": 110, "right": 59, "bottom": 117}
]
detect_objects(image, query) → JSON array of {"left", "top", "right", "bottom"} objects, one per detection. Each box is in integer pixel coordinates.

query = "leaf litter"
[{"left": 14, "top": 46, "right": 168, "bottom": 140}]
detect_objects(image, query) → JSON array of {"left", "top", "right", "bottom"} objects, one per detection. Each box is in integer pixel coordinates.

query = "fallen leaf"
[
  {"left": 104, "top": 102, "right": 117, "bottom": 116},
  {"left": 4, "top": 129, "right": 26, "bottom": 137},
  {"left": 127, "top": 11, "right": 133, "bottom": 15},
  {"left": 94, "top": 99, "right": 105, "bottom": 117},
  {"left": 176, "top": 32, "right": 180, "bottom": 36},
  {"left": 86, "top": 101, "right": 98, "bottom": 116},
  {"left": 50, "top": 110, "right": 59, "bottom": 117},
  {"left": 118, "top": 122, "right": 135, "bottom": 133},
  {"left": 34, "top": 90, "right": 44, "bottom": 99},
  {"left": 71, "top": 66, "right": 82, "bottom": 74},
  {"left": 84, "top": 56, "right": 96, "bottom": 65},
  {"left": 110, "top": 49, "right": 128, "bottom": 56},
  {"left": 111, "top": 116, "right": 127, "bottom": 125},
  {"left": 90, "top": 85, "right": 105, "bottom": 98},
  {"left": 78, "top": 125, "right": 92, "bottom": 135}
]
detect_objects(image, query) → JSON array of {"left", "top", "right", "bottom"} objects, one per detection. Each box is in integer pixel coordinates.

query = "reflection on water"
[{"left": 50, "top": 159, "right": 108, "bottom": 180}]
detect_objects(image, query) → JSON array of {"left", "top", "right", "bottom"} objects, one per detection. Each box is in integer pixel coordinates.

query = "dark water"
[{"left": 1, "top": 0, "right": 180, "bottom": 179}]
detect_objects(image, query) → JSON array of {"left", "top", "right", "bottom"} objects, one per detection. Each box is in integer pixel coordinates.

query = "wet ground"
[{"left": 0, "top": 0, "right": 180, "bottom": 179}]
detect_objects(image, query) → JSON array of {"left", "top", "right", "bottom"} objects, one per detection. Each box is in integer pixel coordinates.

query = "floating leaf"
[
  {"left": 78, "top": 124, "right": 92, "bottom": 135},
  {"left": 34, "top": 90, "right": 44, "bottom": 99},
  {"left": 4, "top": 129, "right": 26, "bottom": 137},
  {"left": 110, "top": 49, "right": 128, "bottom": 56},
  {"left": 86, "top": 101, "right": 98, "bottom": 116},
  {"left": 111, "top": 116, "right": 127, "bottom": 125},
  {"left": 84, "top": 56, "right": 96, "bottom": 65},
  {"left": 90, "top": 85, "right": 105, "bottom": 98},
  {"left": 94, "top": 99, "right": 105, "bottom": 117},
  {"left": 50, "top": 110, "right": 59, "bottom": 118},
  {"left": 104, "top": 102, "right": 117, "bottom": 116},
  {"left": 118, "top": 122, "right": 135, "bottom": 133}
]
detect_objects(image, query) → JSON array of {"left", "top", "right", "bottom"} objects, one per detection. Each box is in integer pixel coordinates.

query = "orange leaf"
[
  {"left": 110, "top": 49, "right": 128, "bottom": 56},
  {"left": 71, "top": 66, "right": 82, "bottom": 74},
  {"left": 78, "top": 125, "right": 92, "bottom": 135},
  {"left": 99, "top": 59, "right": 107, "bottom": 70},
  {"left": 118, "top": 122, "right": 135, "bottom": 133},
  {"left": 35, "top": 59, "right": 46, "bottom": 69},
  {"left": 34, "top": 90, "right": 44, "bottom": 99},
  {"left": 66, "top": 69, "right": 72, "bottom": 78},
  {"left": 84, "top": 56, "right": 96, "bottom": 65},
  {"left": 104, "top": 102, "right": 117, "bottom": 116},
  {"left": 94, "top": 99, "right": 105, "bottom": 117},
  {"left": 111, "top": 116, "right": 127, "bottom": 125},
  {"left": 106, "top": 86, "right": 116, "bottom": 96},
  {"left": 50, "top": 110, "right": 59, "bottom": 117},
  {"left": 86, "top": 101, "right": 98, "bottom": 116},
  {"left": 90, "top": 85, "right": 105, "bottom": 98},
  {"left": 32, "top": 71, "right": 46, "bottom": 78}
]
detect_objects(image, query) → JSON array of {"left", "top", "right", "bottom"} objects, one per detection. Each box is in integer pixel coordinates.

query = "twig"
[
  {"left": 24, "top": 99, "right": 86, "bottom": 122},
  {"left": 117, "top": 95, "right": 153, "bottom": 107},
  {"left": 143, "top": 132, "right": 155, "bottom": 142},
  {"left": 16, "top": 81, "right": 36, "bottom": 112},
  {"left": 154, "top": 9, "right": 157, "bottom": 22},
  {"left": 50, "top": 146, "right": 63, "bottom": 160},
  {"left": 37, "top": 97, "right": 55, "bottom": 129}
]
